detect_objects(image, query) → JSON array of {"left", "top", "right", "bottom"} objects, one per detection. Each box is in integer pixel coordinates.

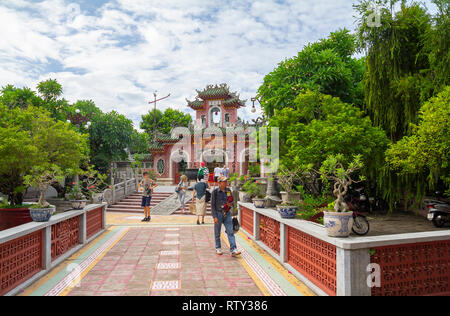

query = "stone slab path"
[{"left": 20, "top": 215, "right": 315, "bottom": 297}]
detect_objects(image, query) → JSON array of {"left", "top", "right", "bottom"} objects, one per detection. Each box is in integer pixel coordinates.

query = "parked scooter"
[
  {"left": 346, "top": 186, "right": 370, "bottom": 212},
  {"left": 426, "top": 193, "right": 450, "bottom": 228}
]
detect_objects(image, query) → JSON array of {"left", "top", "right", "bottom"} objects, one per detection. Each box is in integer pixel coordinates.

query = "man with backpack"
[
  {"left": 193, "top": 175, "right": 209, "bottom": 225},
  {"left": 211, "top": 176, "right": 241, "bottom": 257}
]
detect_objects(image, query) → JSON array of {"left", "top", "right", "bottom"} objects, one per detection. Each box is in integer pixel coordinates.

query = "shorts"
[
  {"left": 141, "top": 196, "right": 152, "bottom": 207},
  {"left": 214, "top": 176, "right": 219, "bottom": 183}
]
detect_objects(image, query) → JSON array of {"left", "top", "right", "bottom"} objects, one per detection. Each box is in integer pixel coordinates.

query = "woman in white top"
[{"left": 213, "top": 164, "right": 223, "bottom": 188}]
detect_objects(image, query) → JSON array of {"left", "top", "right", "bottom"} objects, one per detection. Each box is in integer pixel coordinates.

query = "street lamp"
[{"left": 67, "top": 110, "right": 91, "bottom": 129}]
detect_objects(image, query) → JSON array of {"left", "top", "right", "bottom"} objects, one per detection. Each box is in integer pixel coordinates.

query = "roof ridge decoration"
[{"left": 187, "top": 83, "right": 246, "bottom": 109}]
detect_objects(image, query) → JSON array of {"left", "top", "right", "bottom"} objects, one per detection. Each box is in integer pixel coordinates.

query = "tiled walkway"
[{"left": 21, "top": 214, "right": 315, "bottom": 296}]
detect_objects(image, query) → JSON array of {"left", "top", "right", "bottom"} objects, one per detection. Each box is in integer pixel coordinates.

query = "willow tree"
[
  {"left": 355, "top": 0, "right": 434, "bottom": 141},
  {"left": 355, "top": 0, "right": 449, "bottom": 209}
]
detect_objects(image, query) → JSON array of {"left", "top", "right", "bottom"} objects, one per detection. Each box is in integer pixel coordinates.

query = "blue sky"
[{"left": 0, "top": 0, "right": 438, "bottom": 129}]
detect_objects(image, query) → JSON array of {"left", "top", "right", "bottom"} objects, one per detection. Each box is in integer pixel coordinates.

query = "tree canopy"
[
  {"left": 257, "top": 29, "right": 365, "bottom": 117},
  {"left": 0, "top": 104, "right": 88, "bottom": 205},
  {"left": 141, "top": 108, "right": 192, "bottom": 139},
  {"left": 386, "top": 87, "right": 450, "bottom": 196}
]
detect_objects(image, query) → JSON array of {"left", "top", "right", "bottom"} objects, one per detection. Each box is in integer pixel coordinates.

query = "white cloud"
[{"left": 0, "top": 0, "right": 437, "bottom": 130}]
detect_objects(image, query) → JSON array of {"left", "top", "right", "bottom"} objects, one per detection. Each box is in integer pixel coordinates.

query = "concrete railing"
[
  {"left": 108, "top": 178, "right": 137, "bottom": 205},
  {"left": 238, "top": 202, "right": 450, "bottom": 296},
  {"left": 0, "top": 204, "right": 107, "bottom": 296}
]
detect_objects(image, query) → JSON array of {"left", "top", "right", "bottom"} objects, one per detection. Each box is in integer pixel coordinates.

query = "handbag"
[
  {"left": 205, "top": 189, "right": 212, "bottom": 203},
  {"left": 175, "top": 181, "right": 181, "bottom": 193},
  {"left": 189, "top": 203, "right": 197, "bottom": 214},
  {"left": 232, "top": 217, "right": 240, "bottom": 234}
]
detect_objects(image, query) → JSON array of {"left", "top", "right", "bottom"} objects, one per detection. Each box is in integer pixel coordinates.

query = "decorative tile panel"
[
  {"left": 371, "top": 240, "right": 450, "bottom": 296},
  {"left": 259, "top": 214, "right": 280, "bottom": 254},
  {"left": 0, "top": 230, "right": 43, "bottom": 295},
  {"left": 286, "top": 226, "right": 337, "bottom": 296}
]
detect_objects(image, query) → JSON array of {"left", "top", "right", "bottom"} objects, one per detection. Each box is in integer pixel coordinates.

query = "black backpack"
[{"left": 205, "top": 188, "right": 212, "bottom": 203}]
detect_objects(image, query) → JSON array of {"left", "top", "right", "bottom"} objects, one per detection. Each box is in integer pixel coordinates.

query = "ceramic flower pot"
[
  {"left": 253, "top": 198, "right": 266, "bottom": 209},
  {"left": 29, "top": 207, "right": 55, "bottom": 222},
  {"left": 277, "top": 205, "right": 298, "bottom": 219},
  {"left": 91, "top": 193, "right": 104, "bottom": 204},
  {"left": 239, "top": 191, "right": 251, "bottom": 203},
  {"left": 323, "top": 211, "right": 354, "bottom": 238},
  {"left": 70, "top": 200, "right": 88, "bottom": 210}
]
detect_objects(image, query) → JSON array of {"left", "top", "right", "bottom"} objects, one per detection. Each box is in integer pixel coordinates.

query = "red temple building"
[{"left": 148, "top": 84, "right": 253, "bottom": 184}]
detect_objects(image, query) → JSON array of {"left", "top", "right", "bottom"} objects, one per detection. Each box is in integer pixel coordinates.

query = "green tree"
[
  {"left": 37, "top": 79, "right": 63, "bottom": 102},
  {"left": 0, "top": 85, "right": 41, "bottom": 109},
  {"left": 355, "top": 0, "right": 433, "bottom": 141},
  {"left": 386, "top": 86, "right": 450, "bottom": 196},
  {"left": 0, "top": 105, "right": 88, "bottom": 205},
  {"left": 89, "top": 111, "right": 135, "bottom": 173},
  {"left": 140, "top": 108, "right": 193, "bottom": 139},
  {"left": 270, "top": 91, "right": 388, "bottom": 193},
  {"left": 73, "top": 100, "right": 103, "bottom": 117},
  {"left": 425, "top": 0, "right": 450, "bottom": 93},
  {"left": 129, "top": 130, "right": 150, "bottom": 154},
  {"left": 257, "top": 29, "right": 365, "bottom": 117}
]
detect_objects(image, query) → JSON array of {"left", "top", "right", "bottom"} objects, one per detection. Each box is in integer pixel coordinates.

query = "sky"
[{"left": 0, "top": 0, "right": 439, "bottom": 130}]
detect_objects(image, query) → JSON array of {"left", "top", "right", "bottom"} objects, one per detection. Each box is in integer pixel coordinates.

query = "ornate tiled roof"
[
  {"left": 187, "top": 84, "right": 246, "bottom": 109},
  {"left": 196, "top": 84, "right": 230, "bottom": 100},
  {"left": 154, "top": 133, "right": 180, "bottom": 143},
  {"left": 148, "top": 142, "right": 165, "bottom": 153},
  {"left": 186, "top": 98, "right": 204, "bottom": 110},
  {"left": 223, "top": 93, "right": 246, "bottom": 107}
]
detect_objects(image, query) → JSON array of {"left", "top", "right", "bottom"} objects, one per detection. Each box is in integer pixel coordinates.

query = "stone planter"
[
  {"left": 280, "top": 192, "right": 302, "bottom": 204},
  {"left": 253, "top": 198, "right": 266, "bottom": 209},
  {"left": 239, "top": 191, "right": 251, "bottom": 203},
  {"left": 277, "top": 205, "right": 298, "bottom": 219},
  {"left": 70, "top": 200, "right": 88, "bottom": 210},
  {"left": 29, "top": 206, "right": 55, "bottom": 222},
  {"left": 323, "top": 211, "right": 354, "bottom": 238}
]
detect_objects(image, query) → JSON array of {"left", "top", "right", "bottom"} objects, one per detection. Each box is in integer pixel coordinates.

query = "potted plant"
[
  {"left": 276, "top": 167, "right": 301, "bottom": 218},
  {"left": 81, "top": 165, "right": 107, "bottom": 204},
  {"left": 67, "top": 183, "right": 88, "bottom": 210},
  {"left": 317, "top": 154, "right": 364, "bottom": 238},
  {"left": 238, "top": 175, "right": 252, "bottom": 202},
  {"left": 277, "top": 167, "right": 302, "bottom": 205},
  {"left": 243, "top": 180, "right": 266, "bottom": 208},
  {"left": 23, "top": 166, "right": 65, "bottom": 222}
]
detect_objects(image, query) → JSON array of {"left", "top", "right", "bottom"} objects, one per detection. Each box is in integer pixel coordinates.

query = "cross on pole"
[{"left": 148, "top": 91, "right": 171, "bottom": 140}]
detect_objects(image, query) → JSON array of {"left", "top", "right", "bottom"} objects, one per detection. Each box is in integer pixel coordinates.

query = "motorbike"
[
  {"left": 426, "top": 192, "right": 450, "bottom": 228},
  {"left": 347, "top": 186, "right": 371, "bottom": 213}
]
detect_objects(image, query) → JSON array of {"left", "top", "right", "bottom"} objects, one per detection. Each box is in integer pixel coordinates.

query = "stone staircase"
[
  {"left": 107, "top": 190, "right": 212, "bottom": 216},
  {"left": 107, "top": 192, "right": 173, "bottom": 213}
]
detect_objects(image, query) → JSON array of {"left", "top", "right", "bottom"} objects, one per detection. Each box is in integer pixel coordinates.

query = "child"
[{"left": 138, "top": 172, "right": 157, "bottom": 222}]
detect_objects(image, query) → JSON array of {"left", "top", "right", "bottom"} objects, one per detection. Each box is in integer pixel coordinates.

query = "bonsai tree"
[
  {"left": 81, "top": 165, "right": 108, "bottom": 199},
  {"left": 0, "top": 105, "right": 88, "bottom": 206},
  {"left": 242, "top": 180, "right": 265, "bottom": 199},
  {"left": 317, "top": 154, "right": 364, "bottom": 212},
  {"left": 68, "top": 183, "right": 86, "bottom": 201},
  {"left": 23, "top": 165, "right": 65, "bottom": 208},
  {"left": 277, "top": 166, "right": 303, "bottom": 205}
]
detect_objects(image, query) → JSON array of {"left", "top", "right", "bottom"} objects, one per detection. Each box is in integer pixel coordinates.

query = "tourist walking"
[
  {"left": 222, "top": 164, "right": 230, "bottom": 179},
  {"left": 138, "top": 172, "right": 157, "bottom": 222},
  {"left": 213, "top": 164, "right": 223, "bottom": 188},
  {"left": 193, "top": 175, "right": 209, "bottom": 225},
  {"left": 197, "top": 162, "right": 209, "bottom": 182},
  {"left": 177, "top": 175, "right": 189, "bottom": 214},
  {"left": 211, "top": 176, "right": 241, "bottom": 257}
]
